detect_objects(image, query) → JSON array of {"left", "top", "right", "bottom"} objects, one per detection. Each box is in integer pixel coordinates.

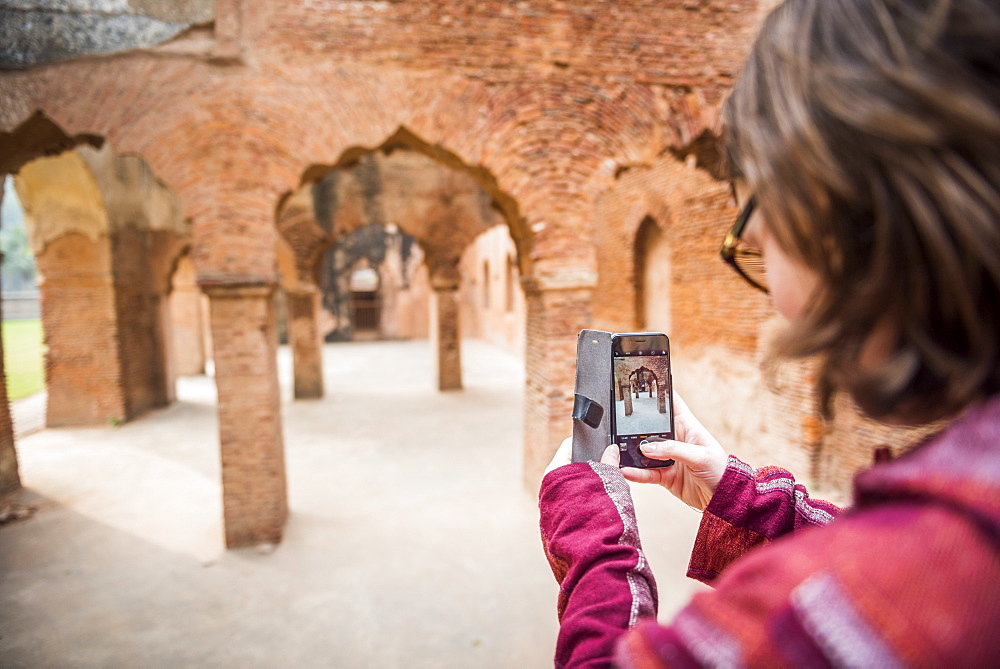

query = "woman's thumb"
[
  {"left": 600, "top": 444, "right": 621, "bottom": 467},
  {"left": 640, "top": 439, "right": 707, "bottom": 468}
]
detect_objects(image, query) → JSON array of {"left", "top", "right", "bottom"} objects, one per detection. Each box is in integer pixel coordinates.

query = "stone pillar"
[
  {"left": 37, "top": 233, "right": 127, "bottom": 426},
  {"left": 0, "top": 247, "right": 21, "bottom": 499},
  {"left": 623, "top": 383, "right": 634, "bottom": 417},
  {"left": 204, "top": 283, "right": 287, "bottom": 548},
  {"left": 432, "top": 267, "right": 462, "bottom": 391},
  {"left": 287, "top": 288, "right": 324, "bottom": 399},
  {"left": 522, "top": 279, "right": 595, "bottom": 491},
  {"left": 656, "top": 379, "right": 667, "bottom": 414}
]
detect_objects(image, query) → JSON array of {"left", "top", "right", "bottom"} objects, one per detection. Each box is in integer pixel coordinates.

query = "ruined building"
[{"left": 0, "top": 0, "right": 922, "bottom": 548}]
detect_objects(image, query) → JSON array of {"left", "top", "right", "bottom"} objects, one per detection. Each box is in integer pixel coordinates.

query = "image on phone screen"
[{"left": 611, "top": 333, "right": 674, "bottom": 467}]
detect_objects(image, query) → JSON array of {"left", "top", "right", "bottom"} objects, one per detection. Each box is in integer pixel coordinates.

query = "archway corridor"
[
  {"left": 0, "top": 338, "right": 706, "bottom": 666},
  {"left": 276, "top": 135, "right": 529, "bottom": 402}
]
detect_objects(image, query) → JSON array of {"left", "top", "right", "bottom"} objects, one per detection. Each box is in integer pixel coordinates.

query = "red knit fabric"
[{"left": 540, "top": 461, "right": 658, "bottom": 667}]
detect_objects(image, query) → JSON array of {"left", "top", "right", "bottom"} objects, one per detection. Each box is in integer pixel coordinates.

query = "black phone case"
[{"left": 571, "top": 329, "right": 614, "bottom": 463}]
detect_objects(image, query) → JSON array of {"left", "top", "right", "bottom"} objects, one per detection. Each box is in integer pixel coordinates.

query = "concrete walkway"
[{"left": 0, "top": 340, "right": 706, "bottom": 668}]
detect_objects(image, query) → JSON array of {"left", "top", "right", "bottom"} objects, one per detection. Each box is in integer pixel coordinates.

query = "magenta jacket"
[{"left": 539, "top": 395, "right": 1000, "bottom": 667}]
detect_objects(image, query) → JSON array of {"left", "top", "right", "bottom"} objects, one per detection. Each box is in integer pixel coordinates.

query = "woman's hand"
[{"left": 601, "top": 394, "right": 728, "bottom": 510}]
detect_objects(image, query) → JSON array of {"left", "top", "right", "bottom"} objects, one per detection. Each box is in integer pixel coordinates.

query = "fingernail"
[{"left": 640, "top": 441, "right": 663, "bottom": 454}]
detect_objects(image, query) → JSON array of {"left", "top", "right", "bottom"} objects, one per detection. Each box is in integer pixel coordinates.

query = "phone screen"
[{"left": 611, "top": 333, "right": 674, "bottom": 467}]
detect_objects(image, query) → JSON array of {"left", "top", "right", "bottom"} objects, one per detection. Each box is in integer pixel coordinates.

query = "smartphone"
[{"left": 611, "top": 332, "right": 675, "bottom": 468}]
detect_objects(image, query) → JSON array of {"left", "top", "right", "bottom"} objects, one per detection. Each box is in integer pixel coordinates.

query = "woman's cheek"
[{"left": 764, "top": 240, "right": 820, "bottom": 321}]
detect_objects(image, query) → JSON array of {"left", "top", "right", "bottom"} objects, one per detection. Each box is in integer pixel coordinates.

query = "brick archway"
[
  {"left": 276, "top": 132, "right": 531, "bottom": 397},
  {"left": 15, "top": 144, "right": 190, "bottom": 425},
  {"left": 0, "top": 114, "right": 191, "bottom": 499},
  {"left": 0, "top": 111, "right": 106, "bottom": 498}
]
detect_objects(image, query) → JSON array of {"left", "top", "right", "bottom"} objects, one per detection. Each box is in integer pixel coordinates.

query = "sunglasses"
[{"left": 720, "top": 196, "right": 768, "bottom": 293}]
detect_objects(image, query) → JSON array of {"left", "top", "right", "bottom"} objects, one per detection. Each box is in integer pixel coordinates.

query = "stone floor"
[
  {"left": 10, "top": 389, "right": 45, "bottom": 440},
  {"left": 0, "top": 339, "right": 706, "bottom": 668}
]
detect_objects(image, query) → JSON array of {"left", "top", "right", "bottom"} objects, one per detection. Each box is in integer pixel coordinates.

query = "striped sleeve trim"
[
  {"left": 589, "top": 461, "right": 657, "bottom": 628},
  {"left": 790, "top": 573, "right": 904, "bottom": 668},
  {"left": 730, "top": 457, "right": 838, "bottom": 526},
  {"left": 671, "top": 608, "right": 745, "bottom": 667}
]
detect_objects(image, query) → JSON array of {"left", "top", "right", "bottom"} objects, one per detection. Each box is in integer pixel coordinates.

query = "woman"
[{"left": 540, "top": 0, "right": 1000, "bottom": 666}]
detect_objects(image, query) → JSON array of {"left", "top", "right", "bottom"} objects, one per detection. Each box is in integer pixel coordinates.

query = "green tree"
[{"left": 1, "top": 178, "right": 37, "bottom": 292}]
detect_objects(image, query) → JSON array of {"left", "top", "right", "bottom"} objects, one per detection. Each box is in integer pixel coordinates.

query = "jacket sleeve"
[
  {"left": 614, "top": 500, "right": 1000, "bottom": 667},
  {"left": 542, "top": 459, "right": 1000, "bottom": 667},
  {"left": 687, "top": 456, "right": 841, "bottom": 584},
  {"left": 539, "top": 462, "right": 658, "bottom": 668}
]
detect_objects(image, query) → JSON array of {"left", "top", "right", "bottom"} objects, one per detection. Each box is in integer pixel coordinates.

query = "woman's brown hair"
[{"left": 725, "top": 0, "right": 1000, "bottom": 423}]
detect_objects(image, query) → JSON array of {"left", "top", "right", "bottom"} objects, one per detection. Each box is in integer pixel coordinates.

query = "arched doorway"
[{"left": 347, "top": 260, "right": 381, "bottom": 339}]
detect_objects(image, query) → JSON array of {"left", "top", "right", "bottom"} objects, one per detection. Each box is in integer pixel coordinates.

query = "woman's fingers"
[
  {"left": 640, "top": 439, "right": 711, "bottom": 468},
  {"left": 621, "top": 466, "right": 664, "bottom": 485},
  {"left": 614, "top": 432, "right": 727, "bottom": 508}
]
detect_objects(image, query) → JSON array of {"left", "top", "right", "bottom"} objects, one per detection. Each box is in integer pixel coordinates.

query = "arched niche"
[{"left": 634, "top": 215, "right": 672, "bottom": 334}]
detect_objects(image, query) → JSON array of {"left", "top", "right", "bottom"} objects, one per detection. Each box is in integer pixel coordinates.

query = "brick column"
[
  {"left": 522, "top": 279, "right": 595, "bottom": 491},
  {"left": 432, "top": 267, "right": 462, "bottom": 391},
  {"left": 37, "top": 233, "right": 127, "bottom": 426},
  {"left": 204, "top": 283, "right": 287, "bottom": 548},
  {"left": 0, "top": 249, "right": 20, "bottom": 498},
  {"left": 287, "top": 288, "right": 324, "bottom": 399},
  {"left": 623, "top": 384, "right": 634, "bottom": 417},
  {"left": 656, "top": 379, "right": 667, "bottom": 414}
]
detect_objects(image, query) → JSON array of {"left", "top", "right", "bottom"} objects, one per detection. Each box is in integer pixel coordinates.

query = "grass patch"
[{"left": 3, "top": 318, "right": 45, "bottom": 400}]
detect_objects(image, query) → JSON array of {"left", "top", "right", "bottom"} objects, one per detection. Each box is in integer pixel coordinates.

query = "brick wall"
[
  {"left": 459, "top": 225, "right": 526, "bottom": 360},
  {"left": 255, "top": 1, "right": 760, "bottom": 88}
]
